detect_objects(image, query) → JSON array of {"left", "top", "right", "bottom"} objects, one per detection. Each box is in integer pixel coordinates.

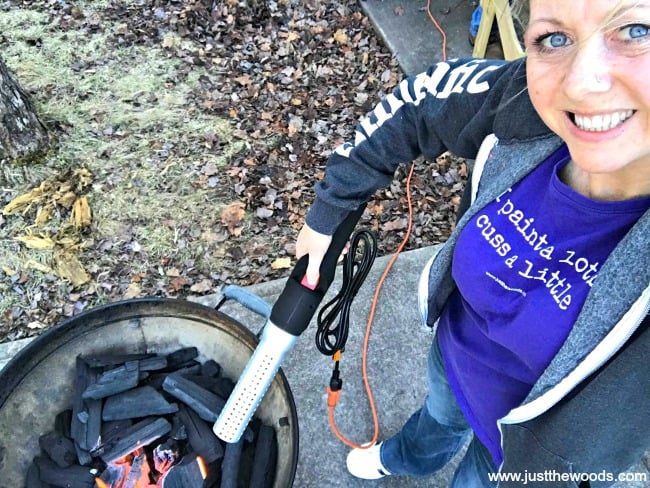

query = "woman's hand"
[{"left": 295, "top": 224, "right": 332, "bottom": 287}]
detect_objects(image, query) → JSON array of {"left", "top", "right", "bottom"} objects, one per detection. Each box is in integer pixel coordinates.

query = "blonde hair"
[
  {"left": 510, "top": 0, "right": 530, "bottom": 29},
  {"left": 520, "top": 0, "right": 635, "bottom": 32}
]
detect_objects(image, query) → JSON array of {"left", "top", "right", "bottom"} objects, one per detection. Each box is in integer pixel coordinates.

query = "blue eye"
[
  {"left": 547, "top": 33, "right": 568, "bottom": 47},
  {"left": 621, "top": 24, "right": 649, "bottom": 39},
  {"left": 537, "top": 32, "right": 569, "bottom": 49}
]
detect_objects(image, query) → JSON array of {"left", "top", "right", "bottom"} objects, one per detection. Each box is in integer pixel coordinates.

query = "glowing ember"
[
  {"left": 92, "top": 447, "right": 170, "bottom": 487},
  {"left": 196, "top": 456, "right": 207, "bottom": 479},
  {"left": 92, "top": 445, "right": 212, "bottom": 487}
]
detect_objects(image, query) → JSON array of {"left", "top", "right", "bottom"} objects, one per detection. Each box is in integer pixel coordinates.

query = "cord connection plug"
[
  {"left": 327, "top": 360, "right": 343, "bottom": 407},
  {"left": 330, "top": 364, "right": 343, "bottom": 391},
  {"left": 327, "top": 386, "right": 342, "bottom": 407}
]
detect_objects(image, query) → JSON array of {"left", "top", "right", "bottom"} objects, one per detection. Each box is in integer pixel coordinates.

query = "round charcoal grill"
[{"left": 0, "top": 298, "right": 298, "bottom": 487}]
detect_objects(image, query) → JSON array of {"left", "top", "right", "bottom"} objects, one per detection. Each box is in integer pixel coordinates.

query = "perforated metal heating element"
[{"left": 213, "top": 322, "right": 298, "bottom": 443}]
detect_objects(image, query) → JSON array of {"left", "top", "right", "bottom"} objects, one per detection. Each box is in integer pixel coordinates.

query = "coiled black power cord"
[{"left": 315, "top": 229, "right": 377, "bottom": 357}]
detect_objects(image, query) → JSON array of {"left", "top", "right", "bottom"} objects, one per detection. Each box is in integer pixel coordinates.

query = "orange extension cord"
[
  {"left": 326, "top": 3, "right": 448, "bottom": 448},
  {"left": 326, "top": 162, "right": 415, "bottom": 448},
  {"left": 426, "top": 0, "right": 448, "bottom": 62}
]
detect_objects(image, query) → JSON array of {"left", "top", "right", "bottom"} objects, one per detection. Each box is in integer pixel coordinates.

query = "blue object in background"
[{"left": 470, "top": 5, "right": 483, "bottom": 36}]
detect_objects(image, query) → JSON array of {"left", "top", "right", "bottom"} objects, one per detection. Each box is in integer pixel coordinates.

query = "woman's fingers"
[{"left": 296, "top": 224, "right": 332, "bottom": 286}]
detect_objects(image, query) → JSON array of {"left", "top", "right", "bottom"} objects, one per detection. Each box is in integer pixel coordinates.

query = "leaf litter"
[{"left": 0, "top": 0, "right": 466, "bottom": 342}]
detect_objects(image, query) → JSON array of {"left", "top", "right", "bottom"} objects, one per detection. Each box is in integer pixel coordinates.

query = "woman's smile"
[{"left": 570, "top": 109, "right": 635, "bottom": 132}]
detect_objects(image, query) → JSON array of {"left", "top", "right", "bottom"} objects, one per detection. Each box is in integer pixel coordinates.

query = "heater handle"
[
  {"left": 269, "top": 204, "right": 366, "bottom": 336},
  {"left": 219, "top": 285, "right": 272, "bottom": 320}
]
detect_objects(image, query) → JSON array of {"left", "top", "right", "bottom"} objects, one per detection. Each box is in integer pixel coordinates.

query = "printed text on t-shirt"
[{"left": 473, "top": 188, "right": 601, "bottom": 311}]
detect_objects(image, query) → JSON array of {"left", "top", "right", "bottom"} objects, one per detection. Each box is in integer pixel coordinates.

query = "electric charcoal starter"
[{"left": 213, "top": 205, "right": 366, "bottom": 443}]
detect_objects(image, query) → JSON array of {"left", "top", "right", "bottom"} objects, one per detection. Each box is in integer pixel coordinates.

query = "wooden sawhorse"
[{"left": 472, "top": 0, "right": 525, "bottom": 60}]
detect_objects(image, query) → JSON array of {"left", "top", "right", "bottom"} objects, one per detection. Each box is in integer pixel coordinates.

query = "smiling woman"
[{"left": 524, "top": 0, "right": 650, "bottom": 201}]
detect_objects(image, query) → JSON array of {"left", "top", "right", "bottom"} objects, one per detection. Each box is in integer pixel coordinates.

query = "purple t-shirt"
[{"left": 436, "top": 145, "right": 650, "bottom": 467}]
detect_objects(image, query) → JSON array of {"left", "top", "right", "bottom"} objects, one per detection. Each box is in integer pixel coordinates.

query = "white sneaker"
[{"left": 346, "top": 442, "right": 391, "bottom": 480}]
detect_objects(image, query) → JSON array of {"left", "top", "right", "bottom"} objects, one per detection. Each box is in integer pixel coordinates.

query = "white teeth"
[{"left": 574, "top": 110, "right": 634, "bottom": 131}]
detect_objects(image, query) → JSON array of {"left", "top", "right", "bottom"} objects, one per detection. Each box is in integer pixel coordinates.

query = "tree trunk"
[{"left": 0, "top": 57, "right": 49, "bottom": 162}]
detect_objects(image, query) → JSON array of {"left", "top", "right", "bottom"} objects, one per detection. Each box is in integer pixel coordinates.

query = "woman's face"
[{"left": 525, "top": 0, "right": 650, "bottom": 198}]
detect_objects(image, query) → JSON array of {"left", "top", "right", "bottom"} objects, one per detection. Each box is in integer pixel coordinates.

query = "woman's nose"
[{"left": 563, "top": 37, "right": 613, "bottom": 100}]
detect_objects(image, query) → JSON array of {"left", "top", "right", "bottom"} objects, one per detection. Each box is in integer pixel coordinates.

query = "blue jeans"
[{"left": 380, "top": 338, "right": 497, "bottom": 487}]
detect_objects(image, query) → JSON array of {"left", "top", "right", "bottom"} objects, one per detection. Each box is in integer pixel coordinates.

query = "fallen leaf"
[
  {"left": 284, "top": 241, "right": 297, "bottom": 255},
  {"left": 190, "top": 278, "right": 213, "bottom": 293},
  {"left": 25, "top": 260, "right": 53, "bottom": 274},
  {"left": 381, "top": 219, "right": 407, "bottom": 232},
  {"left": 333, "top": 29, "right": 349, "bottom": 44},
  {"left": 368, "top": 203, "right": 384, "bottom": 216},
  {"left": 162, "top": 33, "right": 178, "bottom": 48},
  {"left": 169, "top": 276, "right": 188, "bottom": 291},
  {"left": 56, "top": 191, "right": 77, "bottom": 209},
  {"left": 354, "top": 92, "right": 369, "bottom": 106},
  {"left": 271, "top": 257, "right": 292, "bottom": 270},
  {"left": 2, "top": 266, "right": 16, "bottom": 276},
  {"left": 27, "top": 321, "right": 47, "bottom": 329},
  {"left": 285, "top": 31, "right": 300, "bottom": 42},
  {"left": 73, "top": 167, "right": 93, "bottom": 189},
  {"left": 52, "top": 250, "right": 90, "bottom": 287},
  {"left": 35, "top": 205, "right": 53, "bottom": 226},
  {"left": 234, "top": 74, "right": 252, "bottom": 86},
  {"left": 130, "top": 272, "right": 145, "bottom": 283},
  {"left": 202, "top": 162, "right": 219, "bottom": 176},
  {"left": 123, "top": 282, "right": 142, "bottom": 299},
  {"left": 2, "top": 187, "right": 43, "bottom": 215},
  {"left": 227, "top": 246, "right": 244, "bottom": 260},
  {"left": 220, "top": 202, "right": 246, "bottom": 234},
  {"left": 71, "top": 196, "right": 92, "bottom": 228},
  {"left": 256, "top": 207, "right": 273, "bottom": 219},
  {"left": 15, "top": 235, "right": 55, "bottom": 250},
  {"left": 166, "top": 267, "right": 181, "bottom": 277},
  {"left": 55, "top": 235, "right": 80, "bottom": 250}
]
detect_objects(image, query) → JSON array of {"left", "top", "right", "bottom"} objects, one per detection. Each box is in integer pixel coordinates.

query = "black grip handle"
[{"left": 269, "top": 204, "right": 366, "bottom": 336}]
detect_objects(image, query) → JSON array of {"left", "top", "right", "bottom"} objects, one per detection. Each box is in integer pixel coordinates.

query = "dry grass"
[{"left": 0, "top": 2, "right": 248, "bottom": 330}]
